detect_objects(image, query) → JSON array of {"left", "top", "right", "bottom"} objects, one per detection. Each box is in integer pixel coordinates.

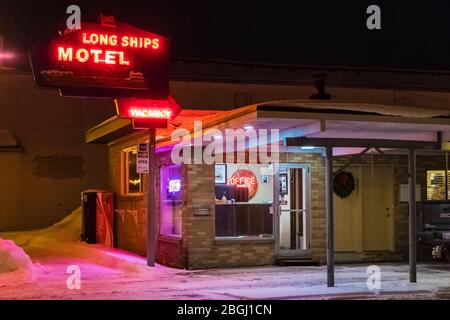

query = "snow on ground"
[
  {"left": 0, "top": 238, "right": 34, "bottom": 287},
  {"left": 1, "top": 208, "right": 450, "bottom": 299},
  {"left": 1, "top": 207, "right": 83, "bottom": 247},
  {"left": 0, "top": 208, "right": 165, "bottom": 274}
]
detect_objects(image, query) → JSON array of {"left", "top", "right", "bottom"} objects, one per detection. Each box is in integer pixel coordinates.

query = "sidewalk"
[{"left": 1, "top": 241, "right": 450, "bottom": 300}]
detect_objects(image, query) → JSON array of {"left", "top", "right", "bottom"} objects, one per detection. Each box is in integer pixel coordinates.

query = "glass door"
[{"left": 275, "top": 164, "right": 310, "bottom": 256}]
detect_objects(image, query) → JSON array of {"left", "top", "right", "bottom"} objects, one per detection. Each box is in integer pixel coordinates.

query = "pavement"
[{"left": 1, "top": 244, "right": 450, "bottom": 300}]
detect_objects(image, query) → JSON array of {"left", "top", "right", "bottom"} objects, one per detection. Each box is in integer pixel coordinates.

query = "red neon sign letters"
[
  {"left": 31, "top": 18, "right": 171, "bottom": 98},
  {"left": 228, "top": 169, "right": 259, "bottom": 199},
  {"left": 81, "top": 33, "right": 160, "bottom": 49},
  {"left": 58, "top": 47, "right": 131, "bottom": 65},
  {"left": 56, "top": 32, "right": 161, "bottom": 66},
  {"left": 115, "top": 97, "right": 181, "bottom": 124},
  {"left": 128, "top": 107, "right": 172, "bottom": 119}
]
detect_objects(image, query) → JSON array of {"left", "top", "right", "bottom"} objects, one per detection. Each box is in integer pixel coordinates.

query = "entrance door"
[
  {"left": 334, "top": 165, "right": 394, "bottom": 252},
  {"left": 276, "top": 164, "right": 310, "bottom": 256},
  {"left": 334, "top": 167, "right": 362, "bottom": 252},
  {"left": 362, "top": 166, "right": 394, "bottom": 251}
]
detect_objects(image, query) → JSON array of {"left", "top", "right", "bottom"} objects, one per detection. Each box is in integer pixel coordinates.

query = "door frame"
[{"left": 274, "top": 163, "right": 312, "bottom": 258}]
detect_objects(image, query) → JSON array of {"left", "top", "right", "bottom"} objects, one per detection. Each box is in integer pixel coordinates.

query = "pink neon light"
[{"left": 0, "top": 52, "right": 14, "bottom": 59}]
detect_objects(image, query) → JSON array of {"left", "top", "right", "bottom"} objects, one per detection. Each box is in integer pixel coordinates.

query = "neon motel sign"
[
  {"left": 30, "top": 18, "right": 171, "bottom": 99},
  {"left": 30, "top": 17, "right": 180, "bottom": 128},
  {"left": 57, "top": 32, "right": 161, "bottom": 66}
]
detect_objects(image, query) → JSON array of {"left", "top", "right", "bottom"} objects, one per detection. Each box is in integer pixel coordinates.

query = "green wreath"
[{"left": 333, "top": 171, "right": 355, "bottom": 199}]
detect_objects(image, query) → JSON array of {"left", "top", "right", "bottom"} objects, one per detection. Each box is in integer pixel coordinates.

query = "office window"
[
  {"left": 122, "top": 149, "right": 142, "bottom": 195},
  {"left": 214, "top": 163, "right": 274, "bottom": 238},
  {"left": 427, "top": 170, "right": 450, "bottom": 200}
]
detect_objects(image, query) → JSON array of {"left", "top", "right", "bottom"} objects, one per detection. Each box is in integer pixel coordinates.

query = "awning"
[{"left": 86, "top": 101, "right": 450, "bottom": 153}]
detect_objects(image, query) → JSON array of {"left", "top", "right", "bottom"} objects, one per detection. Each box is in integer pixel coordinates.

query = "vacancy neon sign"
[
  {"left": 115, "top": 97, "right": 181, "bottom": 122},
  {"left": 128, "top": 107, "right": 172, "bottom": 119}
]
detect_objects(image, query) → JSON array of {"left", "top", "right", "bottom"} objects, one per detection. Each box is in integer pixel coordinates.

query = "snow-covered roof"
[{"left": 257, "top": 100, "right": 450, "bottom": 119}]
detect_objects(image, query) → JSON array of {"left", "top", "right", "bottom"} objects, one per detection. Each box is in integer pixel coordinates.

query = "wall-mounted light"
[{"left": 301, "top": 146, "right": 315, "bottom": 150}]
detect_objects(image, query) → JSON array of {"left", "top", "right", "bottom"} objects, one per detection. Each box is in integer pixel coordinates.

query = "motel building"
[
  {"left": 85, "top": 72, "right": 450, "bottom": 273},
  {"left": 3, "top": 29, "right": 450, "bottom": 278}
]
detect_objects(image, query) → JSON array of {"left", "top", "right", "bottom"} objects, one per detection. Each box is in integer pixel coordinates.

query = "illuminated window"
[
  {"left": 427, "top": 170, "right": 450, "bottom": 200},
  {"left": 214, "top": 164, "right": 274, "bottom": 238},
  {"left": 121, "top": 149, "right": 142, "bottom": 195},
  {"left": 160, "top": 165, "right": 182, "bottom": 236}
]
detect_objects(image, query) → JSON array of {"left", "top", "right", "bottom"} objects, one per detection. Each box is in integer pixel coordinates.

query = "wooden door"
[
  {"left": 334, "top": 167, "right": 362, "bottom": 252},
  {"left": 362, "top": 166, "right": 394, "bottom": 251}
]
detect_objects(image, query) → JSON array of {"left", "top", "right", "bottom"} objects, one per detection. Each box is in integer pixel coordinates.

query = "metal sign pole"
[{"left": 147, "top": 128, "right": 157, "bottom": 267}]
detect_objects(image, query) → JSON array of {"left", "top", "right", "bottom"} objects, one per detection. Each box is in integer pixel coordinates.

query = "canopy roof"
[{"left": 86, "top": 101, "right": 450, "bottom": 154}]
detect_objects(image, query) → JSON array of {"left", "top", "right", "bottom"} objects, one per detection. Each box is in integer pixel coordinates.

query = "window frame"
[
  {"left": 121, "top": 147, "right": 143, "bottom": 196},
  {"left": 426, "top": 169, "right": 450, "bottom": 201},
  {"left": 159, "top": 164, "right": 183, "bottom": 237}
]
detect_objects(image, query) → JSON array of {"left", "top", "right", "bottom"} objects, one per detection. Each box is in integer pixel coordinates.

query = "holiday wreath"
[{"left": 333, "top": 171, "right": 355, "bottom": 198}]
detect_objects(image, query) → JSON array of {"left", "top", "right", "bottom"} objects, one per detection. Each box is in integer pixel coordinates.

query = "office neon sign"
[{"left": 228, "top": 169, "right": 259, "bottom": 199}]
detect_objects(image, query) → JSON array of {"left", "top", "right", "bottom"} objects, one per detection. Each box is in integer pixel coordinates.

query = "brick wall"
[
  {"left": 108, "top": 131, "right": 448, "bottom": 268},
  {"left": 108, "top": 132, "right": 186, "bottom": 267},
  {"left": 182, "top": 162, "right": 276, "bottom": 269}
]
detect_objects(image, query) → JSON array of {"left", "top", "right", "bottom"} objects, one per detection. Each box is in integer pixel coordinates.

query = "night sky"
[{"left": 1, "top": 0, "right": 450, "bottom": 70}]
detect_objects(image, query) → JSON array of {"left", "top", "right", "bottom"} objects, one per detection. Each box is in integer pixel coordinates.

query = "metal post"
[
  {"left": 326, "top": 145, "right": 335, "bottom": 287},
  {"left": 408, "top": 148, "right": 417, "bottom": 283},
  {"left": 446, "top": 152, "right": 448, "bottom": 201},
  {"left": 147, "top": 128, "right": 157, "bottom": 267}
]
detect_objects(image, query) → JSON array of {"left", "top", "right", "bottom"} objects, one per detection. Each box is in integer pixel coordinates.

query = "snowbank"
[
  {"left": 1, "top": 207, "right": 82, "bottom": 247},
  {"left": 0, "top": 238, "right": 34, "bottom": 285},
  {"left": 1, "top": 207, "right": 153, "bottom": 275}
]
